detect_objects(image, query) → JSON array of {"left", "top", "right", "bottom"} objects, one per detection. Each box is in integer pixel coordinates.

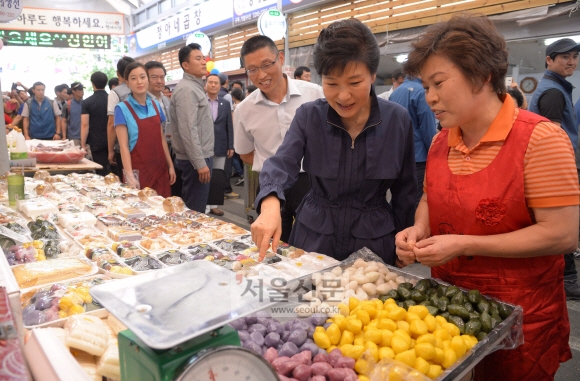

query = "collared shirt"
[
  {"left": 62, "top": 97, "right": 83, "bottom": 139},
  {"left": 113, "top": 94, "right": 166, "bottom": 151},
  {"left": 208, "top": 96, "right": 219, "bottom": 121},
  {"left": 389, "top": 77, "right": 437, "bottom": 162},
  {"left": 82, "top": 90, "right": 109, "bottom": 152},
  {"left": 426, "top": 95, "right": 580, "bottom": 208},
  {"left": 234, "top": 76, "right": 324, "bottom": 172}
]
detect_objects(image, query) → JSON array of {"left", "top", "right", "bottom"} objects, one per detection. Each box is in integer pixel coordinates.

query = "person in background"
[
  {"left": 163, "top": 86, "right": 172, "bottom": 98},
  {"left": 204, "top": 74, "right": 235, "bottom": 216},
  {"left": 377, "top": 68, "right": 404, "bottom": 100},
  {"left": 114, "top": 62, "right": 175, "bottom": 195},
  {"left": 21, "top": 82, "right": 62, "bottom": 140},
  {"left": 246, "top": 85, "right": 257, "bottom": 97},
  {"left": 396, "top": 15, "right": 577, "bottom": 380},
  {"left": 53, "top": 84, "right": 69, "bottom": 112},
  {"left": 108, "top": 56, "right": 136, "bottom": 179},
  {"left": 61, "top": 82, "right": 84, "bottom": 145},
  {"left": 230, "top": 80, "right": 244, "bottom": 92},
  {"left": 145, "top": 61, "right": 172, "bottom": 140},
  {"left": 9, "top": 89, "right": 29, "bottom": 129},
  {"left": 251, "top": 19, "right": 416, "bottom": 262},
  {"left": 528, "top": 38, "right": 580, "bottom": 301},
  {"left": 108, "top": 77, "right": 119, "bottom": 91},
  {"left": 4, "top": 97, "right": 18, "bottom": 124},
  {"left": 170, "top": 43, "right": 215, "bottom": 213},
  {"left": 230, "top": 86, "right": 246, "bottom": 187},
  {"left": 53, "top": 84, "right": 70, "bottom": 134},
  {"left": 293, "top": 66, "right": 311, "bottom": 82},
  {"left": 507, "top": 85, "right": 527, "bottom": 109},
  {"left": 234, "top": 35, "right": 324, "bottom": 243},
  {"left": 217, "top": 73, "right": 234, "bottom": 108},
  {"left": 81, "top": 72, "right": 110, "bottom": 175},
  {"left": 389, "top": 75, "right": 437, "bottom": 207}
]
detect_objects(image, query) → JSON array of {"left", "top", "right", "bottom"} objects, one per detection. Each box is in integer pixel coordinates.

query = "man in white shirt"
[
  {"left": 377, "top": 68, "right": 404, "bottom": 100},
  {"left": 234, "top": 35, "right": 324, "bottom": 242}
]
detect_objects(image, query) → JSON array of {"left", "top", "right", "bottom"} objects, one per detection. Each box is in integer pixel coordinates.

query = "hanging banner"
[
  {"left": 3, "top": 7, "right": 124, "bottom": 35},
  {"left": 185, "top": 32, "right": 211, "bottom": 55},
  {"left": 258, "top": 10, "right": 286, "bottom": 41},
  {"left": 0, "top": 0, "right": 22, "bottom": 23},
  {"left": 233, "top": 0, "right": 278, "bottom": 26},
  {"left": 135, "top": 0, "right": 231, "bottom": 51}
]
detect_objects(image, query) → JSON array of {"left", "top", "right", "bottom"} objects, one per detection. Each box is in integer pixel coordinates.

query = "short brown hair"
[{"left": 404, "top": 14, "right": 508, "bottom": 95}]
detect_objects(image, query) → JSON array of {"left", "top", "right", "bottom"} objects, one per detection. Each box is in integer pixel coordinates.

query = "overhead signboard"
[
  {"left": 0, "top": 0, "right": 22, "bottom": 23},
  {"left": 0, "top": 29, "right": 111, "bottom": 49},
  {"left": 135, "top": 0, "right": 232, "bottom": 51},
  {"left": 3, "top": 7, "right": 124, "bottom": 35},
  {"left": 233, "top": 0, "right": 278, "bottom": 26}
]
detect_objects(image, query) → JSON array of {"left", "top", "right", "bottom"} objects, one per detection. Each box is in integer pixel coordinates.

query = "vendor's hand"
[
  {"left": 251, "top": 196, "right": 282, "bottom": 262},
  {"left": 168, "top": 166, "right": 176, "bottom": 185},
  {"left": 395, "top": 225, "right": 428, "bottom": 266},
  {"left": 413, "top": 234, "right": 466, "bottom": 267},
  {"left": 227, "top": 149, "right": 234, "bottom": 158},
  {"left": 197, "top": 166, "right": 210, "bottom": 184},
  {"left": 52, "top": 133, "right": 61, "bottom": 141},
  {"left": 125, "top": 172, "right": 139, "bottom": 189},
  {"left": 108, "top": 151, "right": 117, "bottom": 165}
]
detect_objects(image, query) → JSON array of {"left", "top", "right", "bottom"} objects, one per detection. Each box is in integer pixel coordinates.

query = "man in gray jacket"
[{"left": 170, "top": 43, "right": 215, "bottom": 213}]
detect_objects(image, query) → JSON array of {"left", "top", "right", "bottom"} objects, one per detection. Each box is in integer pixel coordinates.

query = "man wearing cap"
[
  {"left": 529, "top": 38, "right": 580, "bottom": 300},
  {"left": 61, "top": 82, "right": 84, "bottom": 146}
]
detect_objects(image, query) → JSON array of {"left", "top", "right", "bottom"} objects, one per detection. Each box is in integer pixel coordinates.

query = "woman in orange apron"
[
  {"left": 395, "top": 15, "right": 577, "bottom": 380},
  {"left": 113, "top": 62, "right": 175, "bottom": 196}
]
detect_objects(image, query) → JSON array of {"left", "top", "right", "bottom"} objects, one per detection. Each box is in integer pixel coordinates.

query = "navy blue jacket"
[
  {"left": 212, "top": 96, "right": 233, "bottom": 157},
  {"left": 255, "top": 91, "right": 417, "bottom": 263},
  {"left": 389, "top": 77, "right": 437, "bottom": 163},
  {"left": 529, "top": 70, "right": 578, "bottom": 153}
]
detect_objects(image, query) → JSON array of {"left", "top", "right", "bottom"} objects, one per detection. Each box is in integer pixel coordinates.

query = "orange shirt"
[{"left": 425, "top": 95, "right": 580, "bottom": 208}]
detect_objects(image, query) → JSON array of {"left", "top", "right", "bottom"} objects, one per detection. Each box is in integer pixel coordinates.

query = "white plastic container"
[{"left": 9, "top": 127, "right": 28, "bottom": 160}]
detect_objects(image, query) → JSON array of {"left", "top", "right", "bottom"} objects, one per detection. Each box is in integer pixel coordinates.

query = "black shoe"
[
  {"left": 235, "top": 177, "right": 244, "bottom": 186},
  {"left": 564, "top": 282, "right": 580, "bottom": 300}
]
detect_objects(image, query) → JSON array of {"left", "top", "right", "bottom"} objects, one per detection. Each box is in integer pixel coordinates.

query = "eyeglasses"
[{"left": 245, "top": 54, "right": 279, "bottom": 76}]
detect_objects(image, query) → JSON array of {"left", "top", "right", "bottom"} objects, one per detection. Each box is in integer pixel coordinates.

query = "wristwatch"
[{"left": 55, "top": 132, "right": 62, "bottom": 137}]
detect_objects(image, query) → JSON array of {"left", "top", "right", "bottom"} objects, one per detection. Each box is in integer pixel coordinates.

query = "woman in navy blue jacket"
[{"left": 252, "top": 19, "right": 417, "bottom": 263}]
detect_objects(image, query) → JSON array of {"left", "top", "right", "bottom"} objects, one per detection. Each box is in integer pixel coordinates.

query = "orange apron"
[{"left": 426, "top": 110, "right": 571, "bottom": 380}]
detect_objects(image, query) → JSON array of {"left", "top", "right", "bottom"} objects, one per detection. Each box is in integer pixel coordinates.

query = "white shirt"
[{"left": 234, "top": 77, "right": 324, "bottom": 172}]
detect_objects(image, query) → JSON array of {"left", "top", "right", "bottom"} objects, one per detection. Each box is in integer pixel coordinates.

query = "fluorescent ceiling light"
[
  {"left": 395, "top": 54, "right": 408, "bottom": 63},
  {"left": 544, "top": 35, "right": 580, "bottom": 45}
]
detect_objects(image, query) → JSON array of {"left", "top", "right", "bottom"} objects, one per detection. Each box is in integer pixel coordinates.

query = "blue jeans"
[
  {"left": 176, "top": 157, "right": 213, "bottom": 213},
  {"left": 232, "top": 153, "right": 243, "bottom": 176}
]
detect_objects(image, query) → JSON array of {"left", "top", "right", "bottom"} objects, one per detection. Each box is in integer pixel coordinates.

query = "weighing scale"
[{"left": 90, "top": 261, "right": 282, "bottom": 381}]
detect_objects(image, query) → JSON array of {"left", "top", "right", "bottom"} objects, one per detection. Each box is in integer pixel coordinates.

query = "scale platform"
[{"left": 90, "top": 261, "right": 283, "bottom": 350}]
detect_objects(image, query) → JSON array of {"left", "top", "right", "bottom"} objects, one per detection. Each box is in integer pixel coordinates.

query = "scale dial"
[{"left": 175, "top": 346, "right": 280, "bottom": 381}]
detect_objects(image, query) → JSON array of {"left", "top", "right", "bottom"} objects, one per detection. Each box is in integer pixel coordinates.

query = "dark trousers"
[
  {"left": 415, "top": 161, "right": 426, "bottom": 208},
  {"left": 232, "top": 154, "right": 243, "bottom": 176},
  {"left": 224, "top": 157, "right": 233, "bottom": 194},
  {"left": 111, "top": 151, "right": 124, "bottom": 180},
  {"left": 170, "top": 149, "right": 183, "bottom": 198},
  {"left": 176, "top": 157, "right": 213, "bottom": 213},
  {"left": 257, "top": 172, "right": 311, "bottom": 243},
  {"left": 564, "top": 253, "right": 577, "bottom": 281},
  {"left": 90, "top": 148, "right": 110, "bottom": 177}
]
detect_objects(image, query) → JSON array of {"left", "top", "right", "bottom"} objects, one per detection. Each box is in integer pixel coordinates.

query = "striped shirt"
[{"left": 426, "top": 95, "right": 580, "bottom": 209}]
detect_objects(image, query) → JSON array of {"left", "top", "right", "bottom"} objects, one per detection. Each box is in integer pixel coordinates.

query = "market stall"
[{"left": 0, "top": 171, "right": 523, "bottom": 381}]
